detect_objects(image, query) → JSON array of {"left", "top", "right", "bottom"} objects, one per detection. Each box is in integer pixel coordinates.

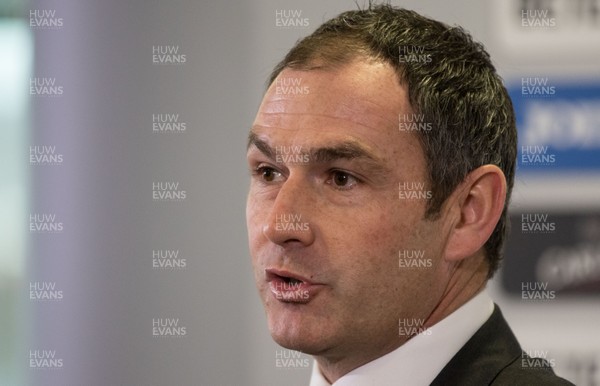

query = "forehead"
[
  {"left": 251, "top": 60, "right": 424, "bottom": 164},
  {"left": 257, "top": 60, "right": 407, "bottom": 129}
]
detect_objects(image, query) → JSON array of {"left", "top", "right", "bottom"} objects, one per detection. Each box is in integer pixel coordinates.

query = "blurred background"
[{"left": 1, "top": 0, "right": 599, "bottom": 385}]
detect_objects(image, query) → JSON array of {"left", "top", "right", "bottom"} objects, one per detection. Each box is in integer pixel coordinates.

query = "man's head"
[
  {"left": 269, "top": 5, "right": 517, "bottom": 276},
  {"left": 246, "top": 4, "right": 516, "bottom": 381}
]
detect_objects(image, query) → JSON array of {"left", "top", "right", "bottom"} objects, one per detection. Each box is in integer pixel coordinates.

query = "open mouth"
[
  {"left": 265, "top": 268, "right": 316, "bottom": 303},
  {"left": 265, "top": 268, "right": 310, "bottom": 286},
  {"left": 282, "top": 276, "right": 303, "bottom": 285}
]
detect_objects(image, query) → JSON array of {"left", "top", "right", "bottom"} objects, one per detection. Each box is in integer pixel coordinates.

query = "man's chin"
[
  {"left": 270, "top": 332, "right": 329, "bottom": 356},
  {"left": 267, "top": 310, "right": 332, "bottom": 355}
]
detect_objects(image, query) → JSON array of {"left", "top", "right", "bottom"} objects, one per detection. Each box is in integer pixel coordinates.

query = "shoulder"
[
  {"left": 491, "top": 354, "right": 575, "bottom": 386},
  {"left": 431, "top": 305, "right": 576, "bottom": 386}
]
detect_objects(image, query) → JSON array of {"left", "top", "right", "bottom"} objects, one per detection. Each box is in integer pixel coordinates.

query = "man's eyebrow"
[
  {"left": 247, "top": 132, "right": 274, "bottom": 159},
  {"left": 310, "top": 143, "right": 378, "bottom": 164},
  {"left": 247, "top": 131, "right": 390, "bottom": 175},
  {"left": 310, "top": 143, "right": 392, "bottom": 181}
]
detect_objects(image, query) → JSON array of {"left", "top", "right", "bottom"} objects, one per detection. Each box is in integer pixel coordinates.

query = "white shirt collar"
[{"left": 309, "top": 289, "right": 494, "bottom": 386}]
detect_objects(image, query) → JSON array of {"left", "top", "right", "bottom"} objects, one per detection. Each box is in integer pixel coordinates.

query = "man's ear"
[{"left": 444, "top": 164, "right": 507, "bottom": 262}]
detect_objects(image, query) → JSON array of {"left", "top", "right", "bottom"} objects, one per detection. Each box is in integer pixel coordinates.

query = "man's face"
[{"left": 246, "top": 60, "right": 455, "bottom": 358}]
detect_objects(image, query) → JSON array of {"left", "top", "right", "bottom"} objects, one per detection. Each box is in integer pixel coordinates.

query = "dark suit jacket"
[{"left": 430, "top": 305, "right": 575, "bottom": 386}]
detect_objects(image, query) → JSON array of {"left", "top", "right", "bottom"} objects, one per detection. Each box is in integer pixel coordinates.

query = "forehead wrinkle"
[
  {"left": 261, "top": 73, "right": 408, "bottom": 130},
  {"left": 256, "top": 111, "right": 397, "bottom": 133}
]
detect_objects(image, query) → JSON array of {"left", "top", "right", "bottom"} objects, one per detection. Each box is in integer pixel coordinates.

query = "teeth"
[{"left": 288, "top": 278, "right": 302, "bottom": 284}]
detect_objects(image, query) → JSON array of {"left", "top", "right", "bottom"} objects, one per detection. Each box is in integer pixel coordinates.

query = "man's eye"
[
  {"left": 328, "top": 171, "right": 359, "bottom": 191},
  {"left": 255, "top": 166, "right": 282, "bottom": 183}
]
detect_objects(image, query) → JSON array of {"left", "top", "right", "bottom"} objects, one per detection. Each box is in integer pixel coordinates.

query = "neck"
[
  {"left": 314, "top": 254, "right": 489, "bottom": 383},
  {"left": 423, "top": 253, "right": 489, "bottom": 329}
]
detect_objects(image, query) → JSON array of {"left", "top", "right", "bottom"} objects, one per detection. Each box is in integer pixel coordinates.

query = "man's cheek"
[{"left": 247, "top": 204, "right": 265, "bottom": 238}]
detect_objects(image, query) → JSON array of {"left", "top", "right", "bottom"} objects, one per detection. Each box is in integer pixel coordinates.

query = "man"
[{"left": 246, "top": 4, "right": 573, "bottom": 385}]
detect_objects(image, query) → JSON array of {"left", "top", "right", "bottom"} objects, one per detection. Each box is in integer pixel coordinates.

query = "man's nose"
[{"left": 262, "top": 175, "right": 316, "bottom": 247}]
